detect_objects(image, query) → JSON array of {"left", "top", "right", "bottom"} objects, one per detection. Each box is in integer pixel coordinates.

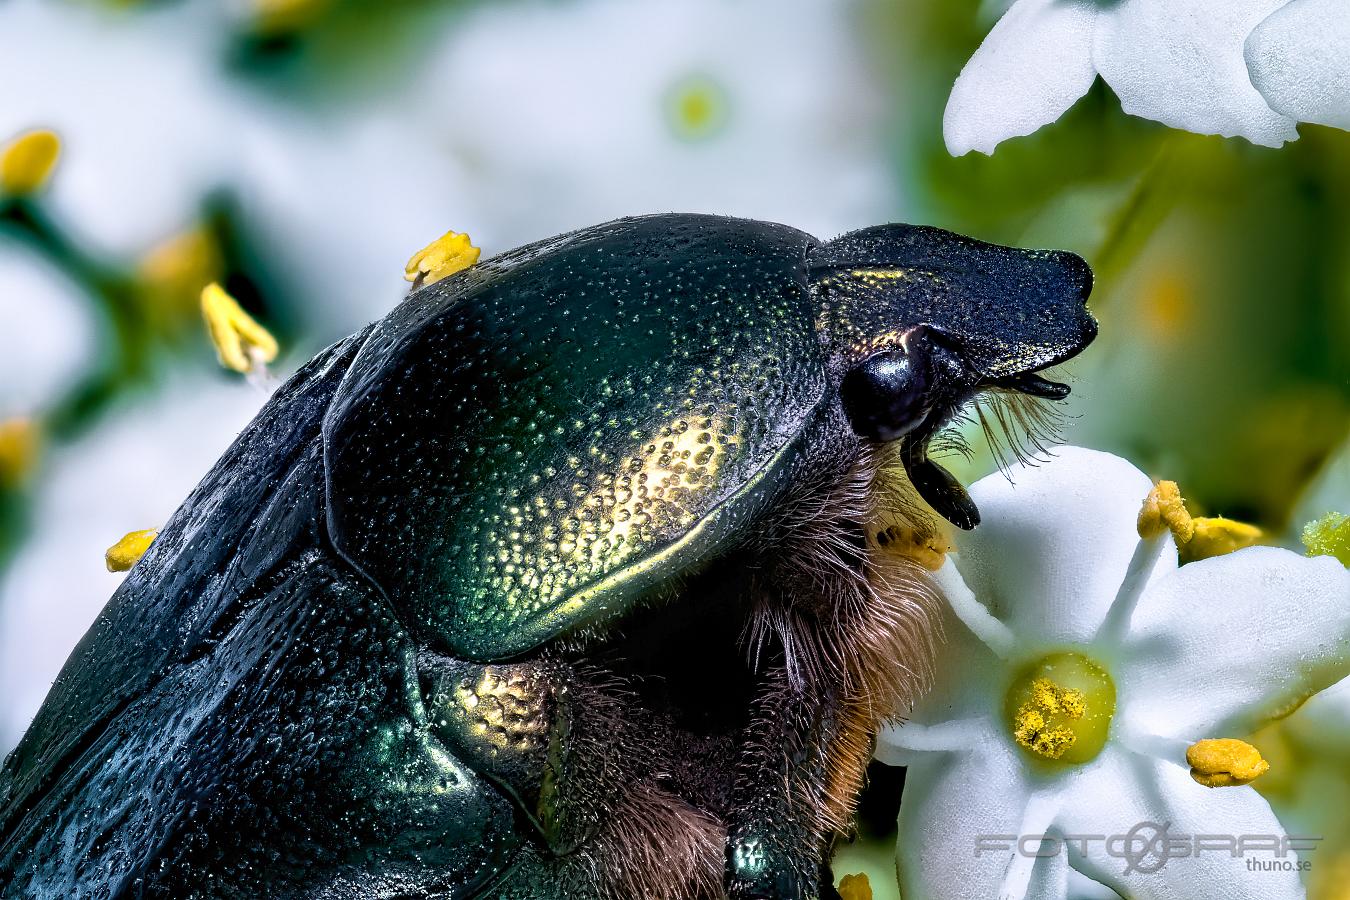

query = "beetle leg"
[{"left": 726, "top": 666, "right": 838, "bottom": 900}]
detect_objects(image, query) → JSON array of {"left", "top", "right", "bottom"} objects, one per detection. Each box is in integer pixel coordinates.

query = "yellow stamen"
[
  {"left": 1137, "top": 479, "right": 1194, "bottom": 542},
  {"left": 1180, "top": 516, "right": 1263, "bottom": 563},
  {"left": 140, "top": 227, "right": 222, "bottom": 315},
  {"left": 404, "top": 230, "right": 480, "bottom": 286},
  {"left": 201, "top": 282, "right": 278, "bottom": 374},
  {"left": 1303, "top": 512, "right": 1350, "bottom": 567},
  {"left": 837, "top": 873, "right": 872, "bottom": 900},
  {"left": 1006, "top": 653, "right": 1115, "bottom": 764},
  {"left": 105, "top": 529, "right": 158, "bottom": 573},
  {"left": 1139, "top": 481, "right": 1264, "bottom": 561},
  {"left": 873, "top": 523, "right": 952, "bottom": 571},
  {"left": 1186, "top": 738, "right": 1269, "bottom": 787},
  {"left": 1, "top": 129, "right": 60, "bottom": 195},
  {"left": 0, "top": 418, "right": 41, "bottom": 489}
]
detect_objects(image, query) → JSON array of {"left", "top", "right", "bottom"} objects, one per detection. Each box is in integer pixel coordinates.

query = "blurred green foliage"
[{"left": 3, "top": 1, "right": 1349, "bottom": 898}]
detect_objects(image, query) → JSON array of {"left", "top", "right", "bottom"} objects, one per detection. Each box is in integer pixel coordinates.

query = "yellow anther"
[
  {"left": 1303, "top": 512, "right": 1350, "bottom": 567},
  {"left": 1030, "top": 678, "right": 1061, "bottom": 713},
  {"left": 1, "top": 129, "right": 60, "bottom": 195},
  {"left": 1138, "top": 479, "right": 1194, "bottom": 542},
  {"left": 1014, "top": 700, "right": 1077, "bottom": 759},
  {"left": 1059, "top": 688, "right": 1086, "bottom": 719},
  {"left": 1013, "top": 708, "right": 1048, "bottom": 746},
  {"left": 1139, "top": 481, "right": 1263, "bottom": 561},
  {"left": 837, "top": 873, "right": 873, "bottom": 900},
  {"left": 201, "top": 282, "right": 278, "bottom": 374},
  {"left": 0, "top": 418, "right": 41, "bottom": 489},
  {"left": 105, "top": 529, "right": 158, "bottom": 573},
  {"left": 1030, "top": 727, "right": 1077, "bottom": 759},
  {"left": 404, "top": 230, "right": 480, "bottom": 286},
  {"left": 1006, "top": 653, "right": 1115, "bottom": 764},
  {"left": 1186, "top": 738, "right": 1270, "bottom": 787},
  {"left": 873, "top": 523, "right": 952, "bottom": 571},
  {"left": 1180, "top": 516, "right": 1263, "bottom": 563}
]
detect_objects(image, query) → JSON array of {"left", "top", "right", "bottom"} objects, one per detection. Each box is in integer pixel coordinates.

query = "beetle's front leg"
[{"left": 726, "top": 666, "right": 840, "bottom": 900}]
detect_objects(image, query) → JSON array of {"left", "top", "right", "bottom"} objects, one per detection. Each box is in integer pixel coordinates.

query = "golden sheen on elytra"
[{"left": 1005, "top": 651, "right": 1116, "bottom": 764}]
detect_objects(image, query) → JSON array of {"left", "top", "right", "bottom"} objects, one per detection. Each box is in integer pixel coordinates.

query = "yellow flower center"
[
  {"left": 665, "top": 75, "right": 730, "bottom": 141},
  {"left": 1005, "top": 652, "right": 1115, "bottom": 764}
]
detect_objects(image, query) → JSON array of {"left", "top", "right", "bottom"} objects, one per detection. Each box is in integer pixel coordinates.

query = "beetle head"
[{"left": 808, "top": 224, "right": 1097, "bottom": 529}]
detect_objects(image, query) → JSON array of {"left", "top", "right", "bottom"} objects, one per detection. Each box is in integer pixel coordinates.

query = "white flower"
[
  {"left": 1246, "top": 0, "right": 1350, "bottom": 132},
  {"left": 412, "top": 0, "right": 894, "bottom": 246},
  {"left": 943, "top": 0, "right": 1312, "bottom": 155},
  {"left": 877, "top": 446, "right": 1350, "bottom": 900},
  {"left": 0, "top": 244, "right": 95, "bottom": 418}
]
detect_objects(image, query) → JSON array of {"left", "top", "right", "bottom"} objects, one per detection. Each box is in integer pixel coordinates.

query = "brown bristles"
[
  {"left": 570, "top": 782, "right": 724, "bottom": 900},
  {"left": 972, "top": 387, "right": 1067, "bottom": 474},
  {"left": 747, "top": 442, "right": 943, "bottom": 841}
]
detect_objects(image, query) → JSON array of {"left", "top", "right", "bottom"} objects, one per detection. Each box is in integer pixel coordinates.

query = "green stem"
[
  {"left": 0, "top": 198, "right": 154, "bottom": 439},
  {"left": 1091, "top": 136, "right": 1185, "bottom": 295}
]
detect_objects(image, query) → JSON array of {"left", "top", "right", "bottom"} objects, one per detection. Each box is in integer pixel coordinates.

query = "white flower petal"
[
  {"left": 1025, "top": 850, "right": 1070, "bottom": 900},
  {"left": 1118, "top": 548, "right": 1350, "bottom": 741},
  {"left": 952, "top": 447, "right": 1173, "bottom": 649},
  {"left": 896, "top": 740, "right": 1056, "bottom": 900},
  {"left": 1092, "top": 0, "right": 1299, "bottom": 147},
  {"left": 943, "top": 0, "right": 1099, "bottom": 155},
  {"left": 1054, "top": 748, "right": 1304, "bottom": 899},
  {"left": 1246, "top": 0, "right": 1350, "bottom": 131},
  {"left": 1066, "top": 867, "right": 1122, "bottom": 899},
  {"left": 877, "top": 560, "right": 1008, "bottom": 762}
]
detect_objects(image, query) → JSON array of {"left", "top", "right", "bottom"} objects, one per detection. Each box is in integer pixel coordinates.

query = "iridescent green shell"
[{"left": 324, "top": 215, "right": 827, "bottom": 660}]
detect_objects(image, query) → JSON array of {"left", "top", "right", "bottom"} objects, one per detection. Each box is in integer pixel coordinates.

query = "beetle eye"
[{"left": 841, "top": 349, "right": 932, "bottom": 442}]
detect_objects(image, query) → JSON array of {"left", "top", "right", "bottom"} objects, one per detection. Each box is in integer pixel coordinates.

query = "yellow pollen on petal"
[
  {"left": 1, "top": 129, "right": 60, "bottom": 195},
  {"left": 1137, "top": 479, "right": 1194, "bottom": 542},
  {"left": 1006, "top": 652, "right": 1115, "bottom": 764},
  {"left": 105, "top": 529, "right": 159, "bottom": 572},
  {"left": 0, "top": 418, "right": 41, "bottom": 490},
  {"left": 1186, "top": 738, "right": 1270, "bottom": 787},
  {"left": 1180, "top": 516, "right": 1263, "bottom": 563},
  {"left": 837, "top": 873, "right": 872, "bottom": 900},
  {"left": 201, "top": 282, "right": 278, "bottom": 375},
  {"left": 404, "top": 230, "right": 480, "bottom": 286}
]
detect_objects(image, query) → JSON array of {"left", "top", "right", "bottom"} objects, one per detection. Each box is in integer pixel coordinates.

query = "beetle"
[{"left": 0, "top": 214, "right": 1095, "bottom": 899}]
